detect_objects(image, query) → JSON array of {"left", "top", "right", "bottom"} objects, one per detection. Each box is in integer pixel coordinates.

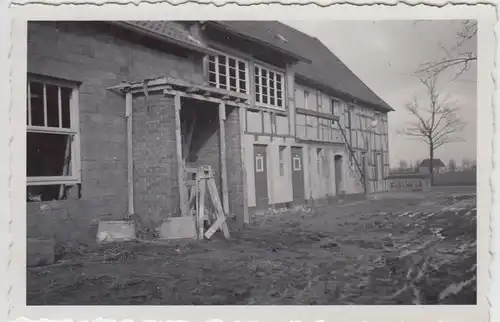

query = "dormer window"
[{"left": 207, "top": 54, "right": 248, "bottom": 94}]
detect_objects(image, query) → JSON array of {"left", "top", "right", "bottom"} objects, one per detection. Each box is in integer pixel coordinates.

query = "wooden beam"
[
  {"left": 126, "top": 92, "right": 134, "bottom": 216},
  {"left": 286, "top": 64, "right": 296, "bottom": 137},
  {"left": 239, "top": 107, "right": 250, "bottom": 225},
  {"left": 115, "top": 76, "right": 251, "bottom": 101},
  {"left": 218, "top": 102, "right": 230, "bottom": 216},
  {"left": 296, "top": 107, "right": 340, "bottom": 121},
  {"left": 174, "top": 94, "right": 188, "bottom": 216},
  {"left": 207, "top": 178, "right": 230, "bottom": 239},
  {"left": 163, "top": 89, "right": 248, "bottom": 108}
]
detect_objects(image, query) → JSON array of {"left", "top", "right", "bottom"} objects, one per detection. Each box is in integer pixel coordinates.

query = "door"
[
  {"left": 334, "top": 154, "right": 343, "bottom": 196},
  {"left": 254, "top": 145, "right": 269, "bottom": 209},
  {"left": 291, "top": 147, "right": 305, "bottom": 203}
]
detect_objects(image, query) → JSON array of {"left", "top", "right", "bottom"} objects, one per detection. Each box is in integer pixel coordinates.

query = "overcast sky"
[{"left": 284, "top": 20, "right": 477, "bottom": 168}]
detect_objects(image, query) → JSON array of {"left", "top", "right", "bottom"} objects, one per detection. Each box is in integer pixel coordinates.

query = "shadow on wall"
[{"left": 181, "top": 98, "right": 221, "bottom": 192}]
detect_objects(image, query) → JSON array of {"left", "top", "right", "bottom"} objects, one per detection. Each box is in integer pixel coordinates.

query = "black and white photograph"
[{"left": 16, "top": 14, "right": 489, "bottom": 311}]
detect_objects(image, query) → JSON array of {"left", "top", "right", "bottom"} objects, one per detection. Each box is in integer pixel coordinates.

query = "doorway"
[{"left": 334, "top": 154, "right": 343, "bottom": 196}]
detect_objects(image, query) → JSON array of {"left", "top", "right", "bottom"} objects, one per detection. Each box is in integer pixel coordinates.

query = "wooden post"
[
  {"left": 126, "top": 92, "right": 134, "bottom": 216},
  {"left": 198, "top": 179, "right": 206, "bottom": 239},
  {"left": 174, "top": 94, "right": 188, "bottom": 216},
  {"left": 239, "top": 107, "right": 250, "bottom": 226},
  {"left": 285, "top": 64, "right": 296, "bottom": 137},
  {"left": 219, "top": 102, "right": 230, "bottom": 216}
]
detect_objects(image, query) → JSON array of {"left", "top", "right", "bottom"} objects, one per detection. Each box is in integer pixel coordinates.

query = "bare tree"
[
  {"left": 448, "top": 158, "right": 457, "bottom": 172},
  {"left": 417, "top": 20, "right": 477, "bottom": 80},
  {"left": 399, "top": 76, "right": 466, "bottom": 184}
]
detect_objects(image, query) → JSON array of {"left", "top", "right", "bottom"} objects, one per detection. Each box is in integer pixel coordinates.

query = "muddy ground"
[{"left": 27, "top": 188, "right": 477, "bottom": 305}]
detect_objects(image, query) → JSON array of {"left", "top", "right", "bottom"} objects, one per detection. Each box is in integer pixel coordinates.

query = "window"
[
  {"left": 255, "top": 154, "right": 264, "bottom": 172},
  {"left": 346, "top": 107, "right": 352, "bottom": 129},
  {"left": 317, "top": 148, "right": 323, "bottom": 176},
  {"left": 254, "top": 64, "right": 285, "bottom": 109},
  {"left": 304, "top": 91, "right": 309, "bottom": 109},
  {"left": 27, "top": 76, "right": 80, "bottom": 187},
  {"left": 279, "top": 146, "right": 286, "bottom": 176},
  {"left": 293, "top": 155, "right": 302, "bottom": 171},
  {"left": 208, "top": 54, "right": 248, "bottom": 94},
  {"left": 331, "top": 99, "right": 341, "bottom": 128}
]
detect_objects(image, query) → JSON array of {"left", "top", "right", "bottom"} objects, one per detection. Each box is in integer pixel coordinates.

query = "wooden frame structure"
[{"left": 108, "top": 76, "right": 251, "bottom": 226}]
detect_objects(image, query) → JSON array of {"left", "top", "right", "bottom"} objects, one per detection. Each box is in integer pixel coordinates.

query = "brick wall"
[
  {"left": 26, "top": 21, "right": 205, "bottom": 245},
  {"left": 132, "top": 95, "right": 180, "bottom": 227}
]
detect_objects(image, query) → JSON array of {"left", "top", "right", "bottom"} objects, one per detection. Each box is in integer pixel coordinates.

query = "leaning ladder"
[{"left": 335, "top": 121, "right": 367, "bottom": 194}]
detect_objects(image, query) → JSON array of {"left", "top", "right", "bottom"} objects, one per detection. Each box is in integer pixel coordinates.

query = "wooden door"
[
  {"left": 254, "top": 145, "right": 269, "bottom": 209},
  {"left": 334, "top": 154, "right": 343, "bottom": 196},
  {"left": 291, "top": 147, "right": 305, "bottom": 203}
]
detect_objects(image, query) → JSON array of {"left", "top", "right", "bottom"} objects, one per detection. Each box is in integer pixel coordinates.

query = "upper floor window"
[
  {"left": 304, "top": 90, "right": 310, "bottom": 110},
  {"left": 27, "top": 76, "right": 81, "bottom": 187},
  {"left": 208, "top": 54, "right": 248, "bottom": 94},
  {"left": 331, "top": 98, "right": 341, "bottom": 128},
  {"left": 346, "top": 107, "right": 352, "bottom": 129},
  {"left": 254, "top": 64, "right": 285, "bottom": 110}
]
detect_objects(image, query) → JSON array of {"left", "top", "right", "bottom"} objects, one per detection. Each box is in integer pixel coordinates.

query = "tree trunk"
[{"left": 429, "top": 144, "right": 434, "bottom": 186}]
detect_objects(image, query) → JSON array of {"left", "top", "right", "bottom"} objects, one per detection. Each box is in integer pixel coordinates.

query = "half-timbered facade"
[{"left": 26, "top": 20, "right": 393, "bottom": 244}]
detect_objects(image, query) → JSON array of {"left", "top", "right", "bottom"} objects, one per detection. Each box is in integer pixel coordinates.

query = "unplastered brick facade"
[{"left": 27, "top": 21, "right": 244, "bottom": 244}]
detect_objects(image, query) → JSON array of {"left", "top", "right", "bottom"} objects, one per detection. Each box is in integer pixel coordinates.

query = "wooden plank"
[
  {"left": 163, "top": 89, "right": 249, "bottom": 108},
  {"left": 188, "top": 185, "right": 196, "bottom": 214},
  {"left": 207, "top": 178, "right": 230, "bottom": 239},
  {"left": 296, "top": 107, "right": 340, "bottom": 121},
  {"left": 174, "top": 93, "right": 188, "bottom": 216},
  {"left": 126, "top": 92, "right": 134, "bottom": 216},
  {"left": 218, "top": 102, "right": 230, "bottom": 216},
  {"left": 204, "top": 216, "right": 227, "bottom": 239},
  {"left": 198, "top": 179, "right": 206, "bottom": 239}
]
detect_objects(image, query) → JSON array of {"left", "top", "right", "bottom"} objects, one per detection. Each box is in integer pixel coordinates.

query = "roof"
[
  {"left": 113, "top": 21, "right": 216, "bottom": 54},
  {"left": 205, "top": 21, "right": 312, "bottom": 64},
  {"left": 211, "top": 21, "right": 394, "bottom": 112},
  {"left": 419, "top": 159, "right": 446, "bottom": 167}
]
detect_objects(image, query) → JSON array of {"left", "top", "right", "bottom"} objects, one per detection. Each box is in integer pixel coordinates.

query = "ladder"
[
  {"left": 336, "top": 121, "right": 367, "bottom": 194},
  {"left": 186, "top": 165, "right": 230, "bottom": 240}
]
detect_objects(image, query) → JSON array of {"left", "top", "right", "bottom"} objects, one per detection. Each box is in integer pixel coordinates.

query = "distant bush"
[{"left": 433, "top": 170, "right": 477, "bottom": 187}]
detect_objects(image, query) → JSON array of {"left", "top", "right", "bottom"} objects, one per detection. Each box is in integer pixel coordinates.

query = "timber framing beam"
[
  {"left": 107, "top": 76, "right": 250, "bottom": 107},
  {"left": 218, "top": 102, "right": 230, "bottom": 216}
]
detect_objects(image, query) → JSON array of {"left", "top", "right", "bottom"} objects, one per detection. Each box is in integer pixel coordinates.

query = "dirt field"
[{"left": 27, "top": 187, "right": 477, "bottom": 305}]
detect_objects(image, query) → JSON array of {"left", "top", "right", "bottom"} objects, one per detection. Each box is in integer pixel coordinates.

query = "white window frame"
[
  {"left": 255, "top": 154, "right": 264, "bottom": 173},
  {"left": 278, "top": 146, "right": 286, "bottom": 177},
  {"left": 293, "top": 156, "right": 302, "bottom": 171},
  {"left": 27, "top": 75, "right": 81, "bottom": 186},
  {"left": 207, "top": 52, "right": 249, "bottom": 94},
  {"left": 254, "top": 64, "right": 285, "bottom": 110}
]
